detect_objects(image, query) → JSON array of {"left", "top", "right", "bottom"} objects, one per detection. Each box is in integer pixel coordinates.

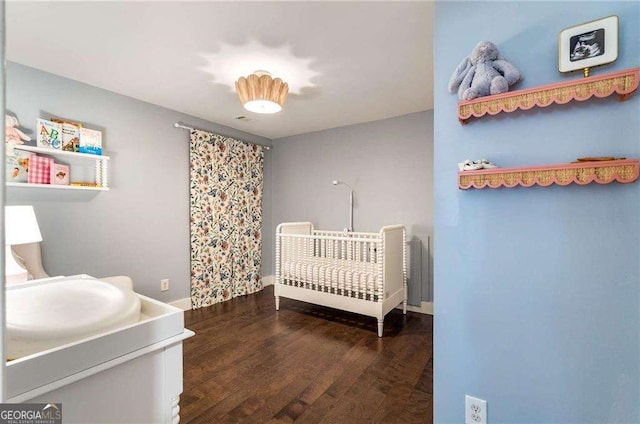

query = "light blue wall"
[
  {"left": 434, "top": 2, "right": 639, "bottom": 423},
  {"left": 6, "top": 62, "right": 272, "bottom": 302}
]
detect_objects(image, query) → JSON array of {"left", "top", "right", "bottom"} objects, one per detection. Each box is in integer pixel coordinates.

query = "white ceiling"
[{"left": 7, "top": 1, "right": 433, "bottom": 139}]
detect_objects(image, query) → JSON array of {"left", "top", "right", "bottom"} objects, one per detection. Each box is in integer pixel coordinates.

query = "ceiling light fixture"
[{"left": 235, "top": 70, "right": 289, "bottom": 114}]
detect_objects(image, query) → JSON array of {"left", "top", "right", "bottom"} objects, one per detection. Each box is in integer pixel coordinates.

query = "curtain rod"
[{"left": 174, "top": 122, "right": 271, "bottom": 150}]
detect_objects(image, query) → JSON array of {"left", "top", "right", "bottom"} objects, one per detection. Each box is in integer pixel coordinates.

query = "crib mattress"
[{"left": 282, "top": 258, "right": 381, "bottom": 295}]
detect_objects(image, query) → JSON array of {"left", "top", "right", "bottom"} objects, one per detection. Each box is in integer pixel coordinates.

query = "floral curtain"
[{"left": 190, "top": 130, "right": 264, "bottom": 309}]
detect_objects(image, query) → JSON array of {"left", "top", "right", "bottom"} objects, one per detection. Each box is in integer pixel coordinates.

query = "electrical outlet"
[
  {"left": 465, "top": 395, "right": 487, "bottom": 424},
  {"left": 161, "top": 279, "right": 170, "bottom": 292}
]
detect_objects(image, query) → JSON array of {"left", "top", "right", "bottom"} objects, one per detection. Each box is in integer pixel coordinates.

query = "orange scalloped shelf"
[
  {"left": 458, "top": 159, "right": 640, "bottom": 190},
  {"left": 458, "top": 68, "right": 639, "bottom": 124}
]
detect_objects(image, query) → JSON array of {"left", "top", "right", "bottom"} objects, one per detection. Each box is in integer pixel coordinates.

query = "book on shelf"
[
  {"left": 79, "top": 128, "right": 102, "bottom": 155},
  {"left": 6, "top": 149, "right": 30, "bottom": 183},
  {"left": 36, "top": 119, "right": 62, "bottom": 150},
  {"left": 70, "top": 182, "right": 102, "bottom": 188},
  {"left": 51, "top": 118, "right": 82, "bottom": 152},
  {"left": 27, "top": 154, "right": 53, "bottom": 184},
  {"left": 50, "top": 164, "right": 70, "bottom": 185}
]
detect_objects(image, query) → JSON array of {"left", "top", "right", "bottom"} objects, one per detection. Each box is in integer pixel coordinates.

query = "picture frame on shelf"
[{"left": 559, "top": 15, "right": 618, "bottom": 74}]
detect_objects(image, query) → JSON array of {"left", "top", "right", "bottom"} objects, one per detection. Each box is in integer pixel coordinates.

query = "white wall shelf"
[
  {"left": 9, "top": 144, "right": 109, "bottom": 189},
  {"left": 6, "top": 182, "right": 108, "bottom": 191},
  {"left": 12, "top": 145, "right": 110, "bottom": 162}
]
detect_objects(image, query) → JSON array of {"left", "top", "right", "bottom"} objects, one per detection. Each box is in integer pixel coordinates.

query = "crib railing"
[
  {"left": 312, "top": 230, "right": 380, "bottom": 263},
  {"left": 276, "top": 228, "right": 385, "bottom": 301}
]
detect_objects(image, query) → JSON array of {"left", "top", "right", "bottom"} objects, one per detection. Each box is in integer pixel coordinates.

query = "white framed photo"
[{"left": 558, "top": 15, "right": 618, "bottom": 73}]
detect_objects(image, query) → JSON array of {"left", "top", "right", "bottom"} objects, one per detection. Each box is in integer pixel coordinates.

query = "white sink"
[
  {"left": 6, "top": 275, "right": 188, "bottom": 401},
  {"left": 6, "top": 278, "right": 141, "bottom": 359}
]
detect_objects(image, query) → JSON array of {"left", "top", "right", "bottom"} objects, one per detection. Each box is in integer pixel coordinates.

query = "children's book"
[
  {"left": 50, "top": 163, "right": 70, "bottom": 185},
  {"left": 51, "top": 118, "right": 82, "bottom": 152},
  {"left": 79, "top": 128, "right": 102, "bottom": 155},
  {"left": 5, "top": 150, "right": 30, "bottom": 183},
  {"left": 36, "top": 119, "right": 63, "bottom": 150}
]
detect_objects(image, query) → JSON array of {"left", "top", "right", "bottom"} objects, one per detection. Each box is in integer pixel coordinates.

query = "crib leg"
[
  {"left": 275, "top": 296, "right": 280, "bottom": 311},
  {"left": 377, "top": 319, "right": 384, "bottom": 338},
  {"left": 403, "top": 299, "right": 407, "bottom": 315}
]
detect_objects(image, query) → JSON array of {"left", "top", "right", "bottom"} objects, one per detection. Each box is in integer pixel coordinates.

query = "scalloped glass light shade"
[
  {"left": 243, "top": 100, "right": 282, "bottom": 114},
  {"left": 235, "top": 72, "right": 289, "bottom": 114}
]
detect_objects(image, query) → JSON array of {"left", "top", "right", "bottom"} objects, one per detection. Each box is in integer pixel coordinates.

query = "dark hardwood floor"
[{"left": 181, "top": 286, "right": 433, "bottom": 424}]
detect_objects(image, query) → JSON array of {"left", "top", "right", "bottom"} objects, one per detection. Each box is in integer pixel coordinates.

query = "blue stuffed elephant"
[{"left": 448, "top": 41, "right": 522, "bottom": 101}]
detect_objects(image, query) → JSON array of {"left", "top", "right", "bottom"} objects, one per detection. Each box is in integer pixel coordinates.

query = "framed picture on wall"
[{"left": 558, "top": 15, "right": 618, "bottom": 74}]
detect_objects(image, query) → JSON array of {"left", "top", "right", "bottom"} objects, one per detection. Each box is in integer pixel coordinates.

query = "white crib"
[{"left": 275, "top": 222, "right": 407, "bottom": 337}]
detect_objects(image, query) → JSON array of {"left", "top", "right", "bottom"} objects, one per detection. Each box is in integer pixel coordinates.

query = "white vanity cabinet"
[
  {"left": 5, "top": 275, "right": 193, "bottom": 424},
  {"left": 24, "top": 339, "right": 186, "bottom": 423}
]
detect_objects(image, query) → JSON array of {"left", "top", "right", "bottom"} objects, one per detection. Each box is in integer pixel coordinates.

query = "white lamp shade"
[{"left": 5, "top": 206, "right": 42, "bottom": 245}]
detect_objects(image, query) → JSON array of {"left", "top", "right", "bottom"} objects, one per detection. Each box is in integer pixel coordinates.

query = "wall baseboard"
[
  {"left": 404, "top": 301, "right": 434, "bottom": 316},
  {"left": 262, "top": 275, "right": 433, "bottom": 316},
  {"left": 171, "top": 276, "right": 274, "bottom": 311},
  {"left": 262, "top": 275, "right": 275, "bottom": 287},
  {"left": 169, "top": 297, "right": 192, "bottom": 311}
]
